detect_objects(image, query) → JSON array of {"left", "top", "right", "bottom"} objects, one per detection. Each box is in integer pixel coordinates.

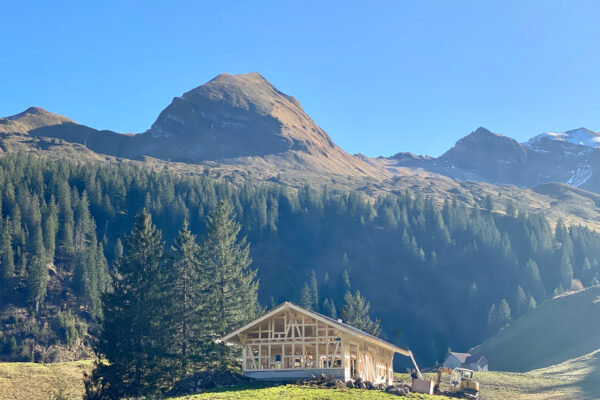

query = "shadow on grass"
[
  {"left": 525, "top": 351, "right": 600, "bottom": 400},
  {"left": 570, "top": 351, "right": 600, "bottom": 400}
]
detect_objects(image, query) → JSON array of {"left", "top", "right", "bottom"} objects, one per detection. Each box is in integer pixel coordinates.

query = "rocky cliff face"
[
  {"left": 139, "top": 73, "right": 331, "bottom": 160},
  {"left": 437, "top": 127, "right": 528, "bottom": 185}
]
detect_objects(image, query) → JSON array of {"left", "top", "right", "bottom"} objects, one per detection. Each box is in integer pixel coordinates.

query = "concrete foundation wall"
[{"left": 243, "top": 368, "right": 345, "bottom": 381}]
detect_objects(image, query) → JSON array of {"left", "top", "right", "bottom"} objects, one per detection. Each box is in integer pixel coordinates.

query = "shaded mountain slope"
[{"left": 469, "top": 286, "right": 600, "bottom": 372}]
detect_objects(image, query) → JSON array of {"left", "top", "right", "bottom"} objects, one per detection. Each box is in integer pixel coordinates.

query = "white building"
[{"left": 443, "top": 352, "right": 488, "bottom": 371}]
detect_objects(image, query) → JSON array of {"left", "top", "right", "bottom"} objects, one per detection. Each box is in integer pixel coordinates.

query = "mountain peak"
[
  {"left": 7, "top": 106, "right": 69, "bottom": 120},
  {"left": 181, "top": 72, "right": 303, "bottom": 115},
  {"left": 139, "top": 73, "right": 386, "bottom": 177},
  {"left": 1, "top": 107, "right": 74, "bottom": 133},
  {"left": 22, "top": 106, "right": 50, "bottom": 115},
  {"left": 148, "top": 72, "right": 332, "bottom": 159},
  {"left": 469, "top": 127, "right": 501, "bottom": 138},
  {"left": 209, "top": 72, "right": 268, "bottom": 84}
]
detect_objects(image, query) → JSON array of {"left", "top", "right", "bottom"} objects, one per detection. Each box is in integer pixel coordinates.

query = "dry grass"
[{"left": 0, "top": 360, "right": 93, "bottom": 400}]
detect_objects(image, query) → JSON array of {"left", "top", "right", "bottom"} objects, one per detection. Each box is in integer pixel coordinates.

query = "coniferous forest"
[{"left": 1, "top": 153, "right": 600, "bottom": 370}]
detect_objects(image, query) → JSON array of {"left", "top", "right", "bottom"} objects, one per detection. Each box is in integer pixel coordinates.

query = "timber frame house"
[{"left": 220, "top": 302, "right": 414, "bottom": 385}]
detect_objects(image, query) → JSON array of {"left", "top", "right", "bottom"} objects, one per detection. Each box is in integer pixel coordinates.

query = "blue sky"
[{"left": 2, "top": 1, "right": 599, "bottom": 157}]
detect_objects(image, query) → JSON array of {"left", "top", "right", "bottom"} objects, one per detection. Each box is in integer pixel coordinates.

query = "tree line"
[{"left": 2, "top": 153, "right": 600, "bottom": 365}]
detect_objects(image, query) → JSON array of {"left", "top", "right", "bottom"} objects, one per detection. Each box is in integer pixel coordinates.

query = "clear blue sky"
[{"left": 2, "top": 1, "right": 599, "bottom": 157}]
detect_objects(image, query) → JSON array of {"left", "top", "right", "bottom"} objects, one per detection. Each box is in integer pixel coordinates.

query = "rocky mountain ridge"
[
  {"left": 0, "top": 73, "right": 386, "bottom": 180},
  {"left": 380, "top": 126, "right": 600, "bottom": 193}
]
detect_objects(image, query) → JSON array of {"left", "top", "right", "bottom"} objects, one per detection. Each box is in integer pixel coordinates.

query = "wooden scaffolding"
[{"left": 221, "top": 302, "right": 411, "bottom": 385}]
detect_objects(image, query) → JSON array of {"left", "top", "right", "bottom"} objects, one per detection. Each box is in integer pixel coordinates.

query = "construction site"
[{"left": 220, "top": 302, "right": 482, "bottom": 399}]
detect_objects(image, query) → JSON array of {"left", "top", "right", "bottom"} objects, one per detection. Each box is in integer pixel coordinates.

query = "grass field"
[
  {"left": 1, "top": 352, "right": 599, "bottom": 400},
  {"left": 0, "top": 360, "right": 93, "bottom": 400},
  {"left": 168, "top": 384, "right": 451, "bottom": 400}
]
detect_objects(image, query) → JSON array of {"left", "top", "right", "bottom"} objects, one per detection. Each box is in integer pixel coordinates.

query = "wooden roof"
[{"left": 220, "top": 302, "right": 410, "bottom": 357}]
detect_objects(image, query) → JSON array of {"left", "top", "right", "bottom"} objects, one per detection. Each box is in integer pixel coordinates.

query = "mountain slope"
[{"left": 469, "top": 286, "right": 600, "bottom": 372}]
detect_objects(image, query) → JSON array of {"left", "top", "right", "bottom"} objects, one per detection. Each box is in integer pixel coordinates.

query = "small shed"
[
  {"left": 443, "top": 352, "right": 488, "bottom": 371},
  {"left": 221, "top": 302, "right": 415, "bottom": 385}
]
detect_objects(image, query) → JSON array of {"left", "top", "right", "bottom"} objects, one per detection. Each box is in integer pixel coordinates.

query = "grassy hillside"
[{"left": 470, "top": 286, "right": 600, "bottom": 372}]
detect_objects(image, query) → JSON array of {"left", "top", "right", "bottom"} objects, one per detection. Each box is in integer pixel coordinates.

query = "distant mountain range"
[
  {"left": 375, "top": 126, "right": 600, "bottom": 193},
  {"left": 3, "top": 72, "right": 600, "bottom": 228}
]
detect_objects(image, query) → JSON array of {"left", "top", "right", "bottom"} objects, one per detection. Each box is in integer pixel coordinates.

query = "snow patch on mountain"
[
  {"left": 566, "top": 166, "right": 593, "bottom": 187},
  {"left": 526, "top": 128, "right": 600, "bottom": 149}
]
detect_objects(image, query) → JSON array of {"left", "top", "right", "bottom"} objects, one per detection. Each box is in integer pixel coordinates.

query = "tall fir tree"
[
  {"left": 340, "top": 290, "right": 381, "bottom": 336},
  {"left": 200, "top": 201, "right": 258, "bottom": 368},
  {"left": 300, "top": 282, "right": 313, "bottom": 310},
  {"left": 26, "top": 254, "right": 47, "bottom": 312},
  {"left": 167, "top": 221, "right": 205, "bottom": 375},
  {"left": 43, "top": 195, "right": 59, "bottom": 262},
  {"left": 310, "top": 270, "right": 319, "bottom": 312},
  {"left": 1, "top": 222, "right": 15, "bottom": 291},
  {"left": 85, "top": 210, "right": 171, "bottom": 399},
  {"left": 322, "top": 298, "right": 337, "bottom": 318}
]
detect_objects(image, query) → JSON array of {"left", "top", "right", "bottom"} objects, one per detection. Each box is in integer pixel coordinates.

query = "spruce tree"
[
  {"left": 300, "top": 282, "right": 313, "bottom": 310},
  {"left": 525, "top": 259, "right": 546, "bottom": 302},
  {"left": 167, "top": 221, "right": 205, "bottom": 375},
  {"left": 43, "top": 195, "right": 59, "bottom": 262},
  {"left": 1, "top": 223, "right": 15, "bottom": 291},
  {"left": 340, "top": 290, "right": 381, "bottom": 336},
  {"left": 26, "top": 254, "right": 47, "bottom": 312},
  {"left": 310, "top": 270, "right": 319, "bottom": 312},
  {"left": 342, "top": 269, "right": 351, "bottom": 292},
  {"left": 85, "top": 210, "right": 171, "bottom": 399},
  {"left": 498, "top": 299, "right": 512, "bottom": 324},
  {"left": 200, "top": 201, "right": 258, "bottom": 368},
  {"left": 26, "top": 220, "right": 47, "bottom": 311},
  {"left": 323, "top": 298, "right": 337, "bottom": 318},
  {"left": 515, "top": 286, "right": 527, "bottom": 317},
  {"left": 559, "top": 250, "right": 574, "bottom": 288}
]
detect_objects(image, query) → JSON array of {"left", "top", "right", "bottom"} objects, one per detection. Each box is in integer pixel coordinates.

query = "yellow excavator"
[{"left": 434, "top": 367, "right": 480, "bottom": 399}]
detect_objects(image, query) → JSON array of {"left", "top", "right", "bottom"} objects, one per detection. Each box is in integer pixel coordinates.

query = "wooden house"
[{"left": 220, "top": 302, "right": 414, "bottom": 385}]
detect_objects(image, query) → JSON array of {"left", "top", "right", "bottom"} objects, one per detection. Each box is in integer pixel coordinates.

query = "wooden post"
[{"left": 409, "top": 351, "right": 423, "bottom": 379}]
